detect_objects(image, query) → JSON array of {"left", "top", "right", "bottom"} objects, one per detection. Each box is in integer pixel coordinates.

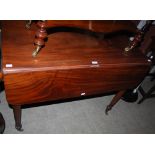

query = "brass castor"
[
  {"left": 25, "top": 20, "right": 32, "bottom": 29},
  {"left": 32, "top": 46, "right": 41, "bottom": 57}
]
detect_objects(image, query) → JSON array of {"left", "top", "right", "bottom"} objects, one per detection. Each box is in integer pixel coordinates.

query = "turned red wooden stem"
[
  {"left": 34, "top": 21, "right": 47, "bottom": 47},
  {"left": 128, "top": 21, "right": 153, "bottom": 50}
]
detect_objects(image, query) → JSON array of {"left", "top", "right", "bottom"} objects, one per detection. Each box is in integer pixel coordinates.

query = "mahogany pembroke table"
[{"left": 0, "top": 20, "right": 151, "bottom": 131}]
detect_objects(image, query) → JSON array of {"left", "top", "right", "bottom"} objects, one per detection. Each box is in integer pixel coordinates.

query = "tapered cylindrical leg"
[
  {"left": 12, "top": 105, "right": 23, "bottom": 131},
  {"left": 0, "top": 112, "right": 5, "bottom": 134},
  {"left": 105, "top": 90, "right": 126, "bottom": 115}
]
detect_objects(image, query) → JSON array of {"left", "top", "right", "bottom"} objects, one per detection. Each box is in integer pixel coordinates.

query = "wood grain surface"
[
  {"left": 0, "top": 72, "right": 2, "bottom": 80},
  {"left": 33, "top": 20, "right": 137, "bottom": 57},
  {"left": 1, "top": 21, "right": 150, "bottom": 105}
]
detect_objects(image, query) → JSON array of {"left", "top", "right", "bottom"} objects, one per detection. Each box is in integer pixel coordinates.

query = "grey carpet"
[{"left": 0, "top": 77, "right": 155, "bottom": 134}]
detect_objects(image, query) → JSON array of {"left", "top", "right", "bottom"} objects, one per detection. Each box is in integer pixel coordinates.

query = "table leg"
[
  {"left": 105, "top": 90, "right": 126, "bottom": 115},
  {"left": 0, "top": 112, "right": 5, "bottom": 134},
  {"left": 12, "top": 105, "right": 23, "bottom": 131}
]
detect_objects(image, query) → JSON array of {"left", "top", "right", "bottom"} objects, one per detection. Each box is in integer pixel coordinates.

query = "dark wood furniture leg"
[
  {"left": 12, "top": 105, "right": 23, "bottom": 131},
  {"left": 32, "top": 21, "right": 47, "bottom": 57},
  {"left": 105, "top": 90, "right": 126, "bottom": 115},
  {"left": 0, "top": 112, "right": 5, "bottom": 134}
]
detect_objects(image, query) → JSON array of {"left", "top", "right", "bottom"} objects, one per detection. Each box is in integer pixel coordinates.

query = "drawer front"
[{"left": 4, "top": 65, "right": 148, "bottom": 105}]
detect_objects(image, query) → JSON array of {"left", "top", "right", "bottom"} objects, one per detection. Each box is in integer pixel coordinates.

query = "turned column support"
[
  {"left": 124, "top": 21, "right": 153, "bottom": 55},
  {"left": 32, "top": 21, "right": 48, "bottom": 57}
]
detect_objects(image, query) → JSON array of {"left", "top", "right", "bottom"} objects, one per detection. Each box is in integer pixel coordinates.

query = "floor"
[{"left": 0, "top": 77, "right": 155, "bottom": 134}]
